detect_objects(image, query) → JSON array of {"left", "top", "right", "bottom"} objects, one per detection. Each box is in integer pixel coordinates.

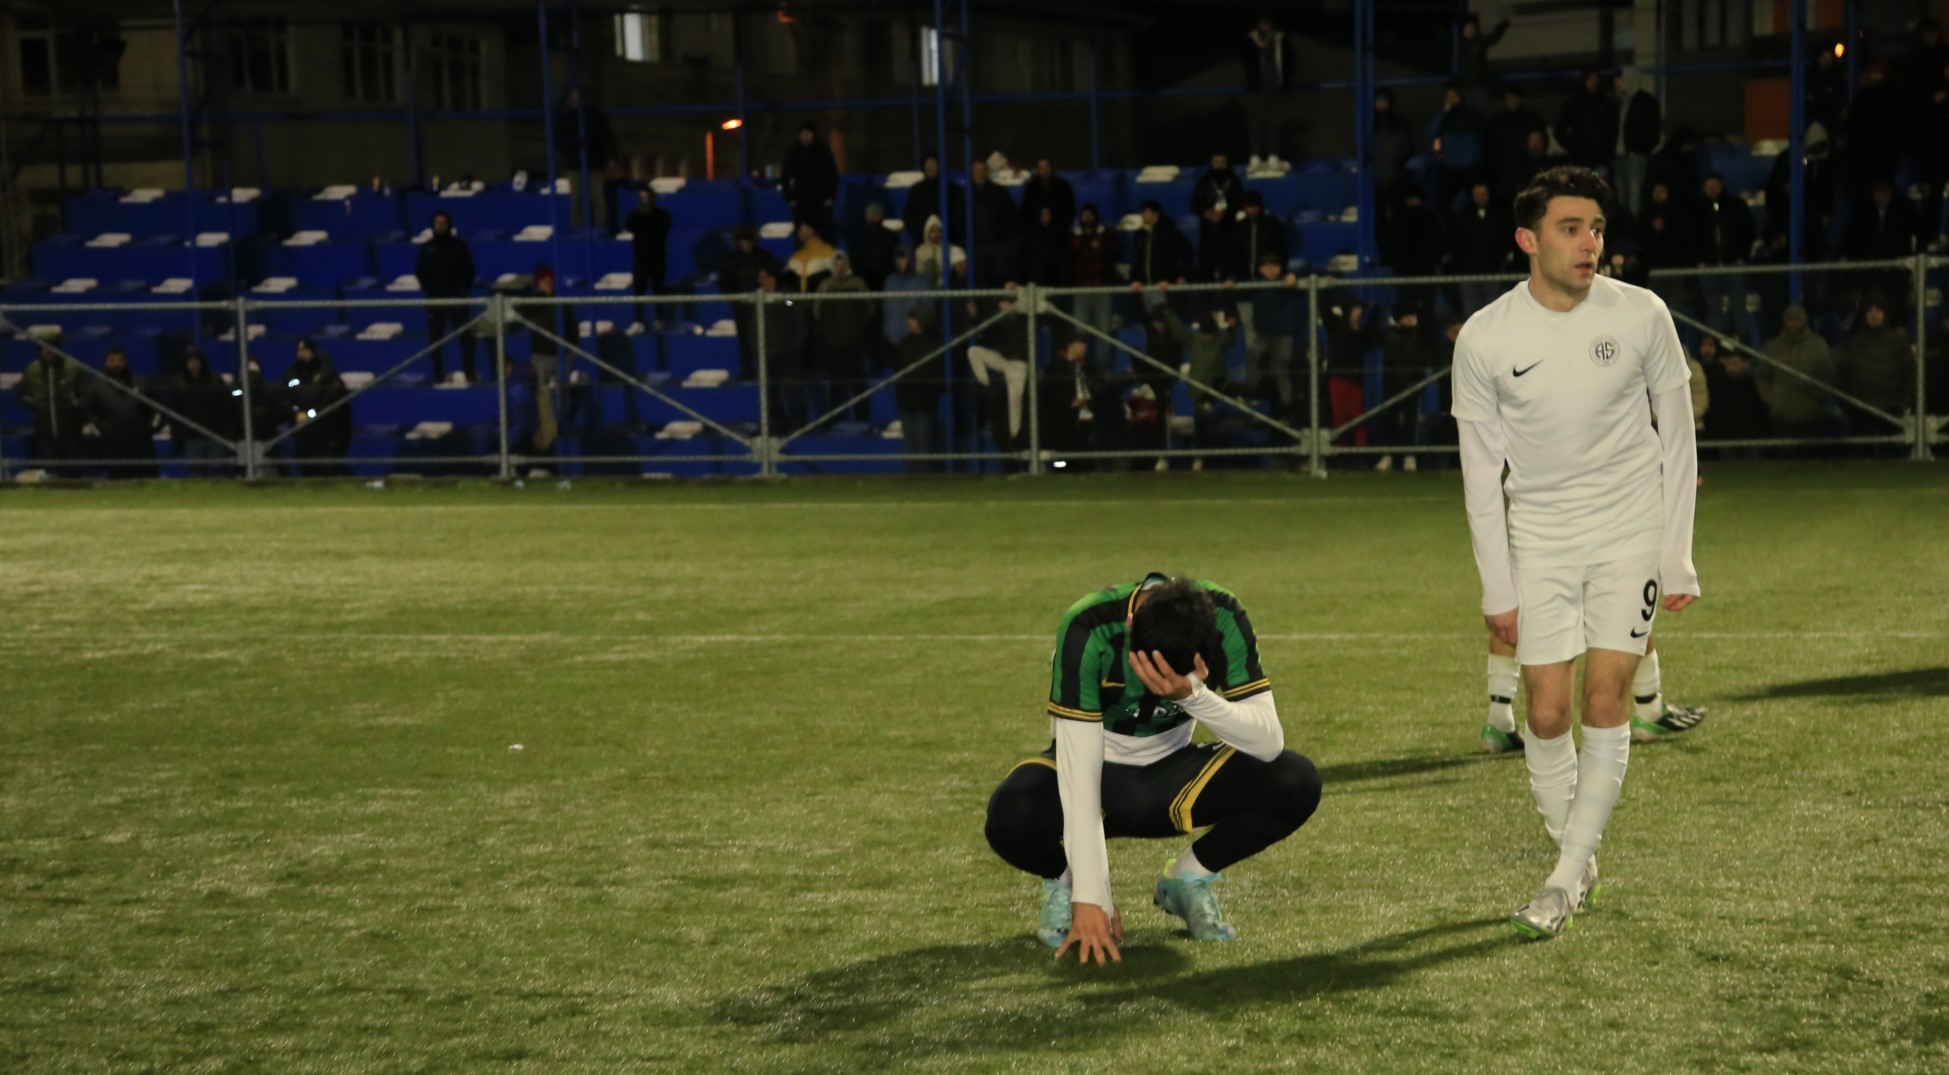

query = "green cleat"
[
  {"left": 1153, "top": 862, "right": 1239, "bottom": 941},
  {"left": 1631, "top": 703, "right": 1709, "bottom": 743},
  {"left": 1511, "top": 886, "right": 1575, "bottom": 940},
  {"left": 1036, "top": 877, "right": 1072, "bottom": 948},
  {"left": 1479, "top": 723, "right": 1524, "bottom": 754}
]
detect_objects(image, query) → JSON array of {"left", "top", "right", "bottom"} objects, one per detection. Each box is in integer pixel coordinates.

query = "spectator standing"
[
  {"left": 1373, "top": 89, "right": 1417, "bottom": 198},
  {"left": 1456, "top": 14, "right": 1511, "bottom": 109},
  {"left": 1242, "top": 260, "right": 1305, "bottom": 418},
  {"left": 967, "top": 160, "right": 1019, "bottom": 287},
  {"left": 1698, "top": 334, "right": 1770, "bottom": 455},
  {"left": 1447, "top": 182, "right": 1511, "bottom": 312},
  {"left": 781, "top": 122, "right": 840, "bottom": 240},
  {"left": 1130, "top": 307, "right": 1185, "bottom": 469},
  {"left": 882, "top": 248, "right": 930, "bottom": 350},
  {"left": 1019, "top": 160, "right": 1076, "bottom": 232},
  {"left": 914, "top": 215, "right": 967, "bottom": 283},
  {"left": 1841, "top": 300, "right": 1914, "bottom": 434},
  {"left": 514, "top": 266, "right": 578, "bottom": 387},
  {"left": 1129, "top": 200, "right": 1192, "bottom": 302},
  {"left": 625, "top": 188, "right": 672, "bottom": 332},
  {"left": 851, "top": 202, "right": 901, "bottom": 292},
  {"left": 1425, "top": 84, "right": 1488, "bottom": 205},
  {"left": 1486, "top": 85, "right": 1548, "bottom": 199},
  {"left": 1617, "top": 74, "right": 1662, "bottom": 215},
  {"left": 1843, "top": 180, "right": 1921, "bottom": 318},
  {"left": 1223, "top": 191, "right": 1289, "bottom": 362},
  {"left": 1021, "top": 206, "right": 1069, "bottom": 287},
  {"left": 1191, "top": 154, "right": 1246, "bottom": 280},
  {"left": 1322, "top": 297, "right": 1380, "bottom": 449},
  {"left": 814, "top": 251, "right": 875, "bottom": 424},
  {"left": 171, "top": 347, "right": 234, "bottom": 475},
  {"left": 283, "top": 337, "right": 351, "bottom": 477},
  {"left": 16, "top": 340, "right": 85, "bottom": 474},
  {"left": 1698, "top": 174, "right": 1755, "bottom": 336},
  {"left": 1244, "top": 15, "right": 1297, "bottom": 165},
  {"left": 416, "top": 212, "right": 479, "bottom": 384},
  {"left": 1067, "top": 203, "right": 1122, "bottom": 348},
  {"left": 1038, "top": 335, "right": 1125, "bottom": 468},
  {"left": 1376, "top": 303, "right": 1437, "bottom": 472},
  {"left": 784, "top": 221, "right": 837, "bottom": 294},
  {"left": 1508, "top": 129, "right": 1558, "bottom": 199},
  {"left": 1554, "top": 71, "right": 1620, "bottom": 177},
  {"left": 757, "top": 267, "right": 807, "bottom": 432},
  {"left": 86, "top": 347, "right": 157, "bottom": 479},
  {"left": 1760, "top": 305, "right": 1837, "bottom": 442},
  {"left": 1383, "top": 185, "right": 1450, "bottom": 278},
  {"left": 901, "top": 153, "right": 964, "bottom": 246},
  {"left": 1163, "top": 301, "right": 1238, "bottom": 471},
  {"left": 891, "top": 313, "right": 945, "bottom": 472},
  {"left": 721, "top": 225, "right": 783, "bottom": 381}
]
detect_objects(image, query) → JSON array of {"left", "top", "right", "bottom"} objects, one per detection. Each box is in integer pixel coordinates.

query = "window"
[
  {"left": 614, "top": 11, "right": 661, "bottom": 63},
  {"left": 230, "top": 18, "right": 293, "bottom": 95},
  {"left": 919, "top": 25, "right": 941, "bottom": 87},
  {"left": 429, "top": 34, "right": 483, "bottom": 110},
  {"left": 341, "top": 23, "right": 399, "bottom": 104},
  {"left": 14, "top": 15, "right": 120, "bottom": 96}
]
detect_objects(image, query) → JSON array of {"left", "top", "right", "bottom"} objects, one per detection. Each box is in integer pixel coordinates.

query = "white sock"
[
  {"left": 1171, "top": 848, "right": 1218, "bottom": 879},
  {"left": 1486, "top": 654, "right": 1520, "bottom": 734},
  {"left": 1523, "top": 727, "right": 1578, "bottom": 844},
  {"left": 1545, "top": 724, "right": 1631, "bottom": 892},
  {"left": 1058, "top": 868, "right": 1072, "bottom": 887},
  {"left": 1633, "top": 651, "right": 1663, "bottom": 720}
]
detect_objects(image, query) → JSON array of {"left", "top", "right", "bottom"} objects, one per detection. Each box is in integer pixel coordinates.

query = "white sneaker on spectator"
[
  {"left": 1191, "top": 459, "right": 1205, "bottom": 472},
  {"left": 1154, "top": 459, "right": 1169, "bottom": 472},
  {"left": 627, "top": 321, "right": 647, "bottom": 336},
  {"left": 1249, "top": 154, "right": 1265, "bottom": 169},
  {"left": 1375, "top": 455, "right": 1394, "bottom": 472},
  {"left": 1403, "top": 456, "right": 1418, "bottom": 472}
]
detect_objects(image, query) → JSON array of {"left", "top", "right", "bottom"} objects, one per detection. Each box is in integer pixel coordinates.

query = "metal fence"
[{"left": 1, "top": 256, "right": 1942, "bottom": 481}]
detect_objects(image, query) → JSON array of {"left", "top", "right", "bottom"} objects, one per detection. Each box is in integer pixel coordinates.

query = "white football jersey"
[{"left": 1451, "top": 274, "right": 1692, "bottom": 568}]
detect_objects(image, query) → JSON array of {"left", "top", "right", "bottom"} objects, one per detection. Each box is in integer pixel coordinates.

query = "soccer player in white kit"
[{"left": 1451, "top": 167, "right": 1701, "bottom": 939}]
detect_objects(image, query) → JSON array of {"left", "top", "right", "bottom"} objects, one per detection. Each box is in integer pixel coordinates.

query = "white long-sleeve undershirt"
[
  {"left": 1649, "top": 383, "right": 1701, "bottom": 597},
  {"left": 1458, "top": 416, "right": 1519, "bottom": 615},
  {"left": 1055, "top": 687, "right": 1284, "bottom": 915}
]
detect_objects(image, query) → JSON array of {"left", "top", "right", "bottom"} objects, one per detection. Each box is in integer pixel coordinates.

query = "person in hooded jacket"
[
  {"left": 901, "top": 153, "right": 964, "bottom": 245},
  {"left": 171, "top": 346, "right": 236, "bottom": 475},
  {"left": 86, "top": 347, "right": 157, "bottom": 479},
  {"left": 283, "top": 337, "right": 352, "bottom": 476},
  {"left": 16, "top": 340, "right": 87, "bottom": 475},
  {"left": 1840, "top": 299, "right": 1915, "bottom": 448}
]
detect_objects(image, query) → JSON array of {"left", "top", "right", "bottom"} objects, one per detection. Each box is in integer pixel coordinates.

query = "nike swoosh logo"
[
  {"left": 1513, "top": 362, "right": 1543, "bottom": 377},
  {"left": 1630, "top": 627, "right": 1650, "bottom": 638}
]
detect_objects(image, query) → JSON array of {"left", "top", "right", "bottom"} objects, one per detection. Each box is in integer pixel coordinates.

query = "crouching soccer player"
[{"left": 984, "top": 574, "right": 1322, "bottom": 964}]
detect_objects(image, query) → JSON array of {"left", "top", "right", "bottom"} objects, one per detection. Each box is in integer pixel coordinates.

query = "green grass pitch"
[{"left": 2, "top": 465, "right": 1946, "bottom": 1074}]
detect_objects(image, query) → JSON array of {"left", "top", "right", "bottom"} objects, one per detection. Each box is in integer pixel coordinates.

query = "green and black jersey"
[{"left": 1047, "top": 573, "right": 1270, "bottom": 740}]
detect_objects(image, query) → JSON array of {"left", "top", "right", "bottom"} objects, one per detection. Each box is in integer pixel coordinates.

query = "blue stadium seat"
[
  {"left": 250, "top": 288, "right": 345, "bottom": 337},
  {"left": 286, "top": 190, "right": 405, "bottom": 240},
  {"left": 657, "top": 181, "right": 746, "bottom": 232},
  {"left": 749, "top": 186, "right": 791, "bottom": 226},
  {"left": 32, "top": 237, "right": 232, "bottom": 285},
  {"left": 403, "top": 189, "right": 572, "bottom": 235},
  {"left": 260, "top": 241, "right": 370, "bottom": 287},
  {"left": 66, "top": 190, "right": 265, "bottom": 241},
  {"left": 661, "top": 332, "right": 742, "bottom": 378}
]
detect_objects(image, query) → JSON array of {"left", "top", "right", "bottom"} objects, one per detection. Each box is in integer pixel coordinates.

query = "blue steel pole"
[
  {"left": 934, "top": 0, "right": 954, "bottom": 468},
  {"left": 404, "top": 22, "right": 424, "bottom": 187},
  {"left": 735, "top": 63, "right": 749, "bottom": 177},
  {"left": 1354, "top": 0, "right": 1375, "bottom": 268},
  {"left": 172, "top": 0, "right": 197, "bottom": 290},
  {"left": 1845, "top": 0, "right": 1859, "bottom": 105},
  {"left": 540, "top": 3, "right": 567, "bottom": 415},
  {"left": 1790, "top": 0, "right": 1806, "bottom": 302},
  {"left": 1089, "top": 41, "right": 1102, "bottom": 173},
  {"left": 567, "top": 0, "right": 597, "bottom": 289},
  {"left": 958, "top": 0, "right": 975, "bottom": 290}
]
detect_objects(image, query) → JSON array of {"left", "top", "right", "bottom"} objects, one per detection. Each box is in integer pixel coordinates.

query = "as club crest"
[{"left": 1589, "top": 334, "right": 1621, "bottom": 367}]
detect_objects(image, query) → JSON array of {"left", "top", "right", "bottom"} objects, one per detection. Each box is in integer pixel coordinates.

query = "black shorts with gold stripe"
[{"left": 1011, "top": 741, "right": 1247, "bottom": 838}]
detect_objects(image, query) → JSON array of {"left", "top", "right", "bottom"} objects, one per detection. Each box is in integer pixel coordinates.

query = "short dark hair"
[
  {"left": 104, "top": 346, "right": 126, "bottom": 358},
  {"left": 1513, "top": 166, "right": 1613, "bottom": 232},
  {"left": 1140, "top": 199, "right": 1163, "bottom": 215},
  {"left": 1129, "top": 579, "right": 1216, "bottom": 681},
  {"left": 1258, "top": 252, "right": 1284, "bottom": 268}
]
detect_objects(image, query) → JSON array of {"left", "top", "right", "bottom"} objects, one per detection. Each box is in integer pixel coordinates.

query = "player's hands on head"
[
  {"left": 1662, "top": 593, "right": 1697, "bottom": 613},
  {"left": 1056, "top": 904, "right": 1123, "bottom": 966},
  {"left": 1484, "top": 608, "right": 1519, "bottom": 647},
  {"left": 1131, "top": 648, "right": 1208, "bottom": 701}
]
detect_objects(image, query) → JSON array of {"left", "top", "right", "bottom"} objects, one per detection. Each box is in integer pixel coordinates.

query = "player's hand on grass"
[
  {"left": 1663, "top": 593, "right": 1697, "bottom": 613},
  {"left": 1130, "top": 647, "right": 1208, "bottom": 701},
  {"left": 1056, "top": 904, "right": 1123, "bottom": 965},
  {"left": 1484, "top": 608, "right": 1518, "bottom": 647}
]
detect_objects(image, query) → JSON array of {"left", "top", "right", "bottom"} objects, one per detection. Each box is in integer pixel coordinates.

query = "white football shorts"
[{"left": 1514, "top": 551, "right": 1661, "bottom": 666}]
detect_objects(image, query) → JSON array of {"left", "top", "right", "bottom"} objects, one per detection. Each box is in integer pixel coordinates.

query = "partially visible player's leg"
[
  {"left": 1509, "top": 562, "right": 1598, "bottom": 939},
  {"left": 1630, "top": 633, "right": 1712, "bottom": 741},
  {"left": 1481, "top": 633, "right": 1524, "bottom": 753},
  {"left": 1148, "top": 745, "right": 1323, "bottom": 941},
  {"left": 984, "top": 752, "right": 1074, "bottom": 946}
]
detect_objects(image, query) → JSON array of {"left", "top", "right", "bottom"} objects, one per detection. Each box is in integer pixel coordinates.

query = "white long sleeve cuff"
[
  {"left": 1177, "top": 684, "right": 1285, "bottom": 761},
  {"left": 1650, "top": 383, "right": 1702, "bottom": 597},
  {"left": 1458, "top": 418, "right": 1519, "bottom": 614},
  {"left": 1053, "top": 718, "right": 1113, "bottom": 915}
]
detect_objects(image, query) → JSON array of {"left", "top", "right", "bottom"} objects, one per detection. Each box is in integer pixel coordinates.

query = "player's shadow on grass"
[
  {"left": 1317, "top": 754, "right": 1502, "bottom": 786},
  {"left": 713, "top": 918, "right": 1506, "bottom": 1060},
  {"left": 1741, "top": 666, "right": 1949, "bottom": 700}
]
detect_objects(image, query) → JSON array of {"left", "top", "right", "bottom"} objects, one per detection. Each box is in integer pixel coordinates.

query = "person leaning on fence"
[
  {"left": 814, "top": 251, "right": 876, "bottom": 426},
  {"left": 625, "top": 187, "right": 672, "bottom": 333},
  {"left": 1376, "top": 302, "right": 1437, "bottom": 473},
  {"left": 1323, "top": 296, "right": 1380, "bottom": 452},
  {"left": 514, "top": 266, "right": 579, "bottom": 388},
  {"left": 1038, "top": 333, "right": 1130, "bottom": 471},
  {"left": 1223, "top": 191, "right": 1289, "bottom": 355},
  {"left": 892, "top": 310, "right": 945, "bottom": 474},
  {"left": 417, "top": 212, "right": 479, "bottom": 386},
  {"left": 1697, "top": 334, "right": 1769, "bottom": 458},
  {"left": 1161, "top": 296, "right": 1238, "bottom": 473},
  {"left": 86, "top": 347, "right": 157, "bottom": 480},
  {"left": 1233, "top": 256, "right": 1303, "bottom": 418},
  {"left": 756, "top": 267, "right": 807, "bottom": 434},
  {"left": 16, "top": 339, "right": 86, "bottom": 475},
  {"left": 501, "top": 350, "right": 555, "bottom": 475},
  {"left": 1840, "top": 299, "right": 1914, "bottom": 452},
  {"left": 170, "top": 347, "right": 234, "bottom": 475},
  {"left": 721, "top": 226, "right": 783, "bottom": 382},
  {"left": 1760, "top": 305, "right": 1838, "bottom": 449},
  {"left": 965, "top": 284, "right": 1032, "bottom": 468},
  {"left": 1133, "top": 307, "right": 1187, "bottom": 470},
  {"left": 282, "top": 337, "right": 351, "bottom": 478},
  {"left": 1067, "top": 204, "right": 1122, "bottom": 347}
]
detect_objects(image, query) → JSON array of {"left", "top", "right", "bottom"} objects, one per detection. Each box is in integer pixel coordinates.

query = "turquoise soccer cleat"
[
  {"left": 1153, "top": 862, "right": 1239, "bottom": 942},
  {"left": 1479, "top": 722, "right": 1525, "bottom": 754},
  {"left": 1631, "top": 703, "right": 1709, "bottom": 742}
]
